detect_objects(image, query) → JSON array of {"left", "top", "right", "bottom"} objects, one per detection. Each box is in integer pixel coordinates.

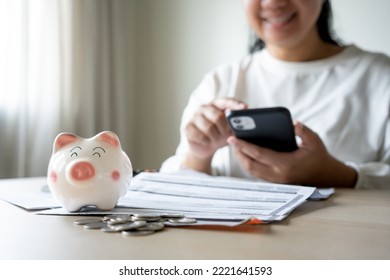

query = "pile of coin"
[{"left": 74, "top": 213, "right": 197, "bottom": 236}]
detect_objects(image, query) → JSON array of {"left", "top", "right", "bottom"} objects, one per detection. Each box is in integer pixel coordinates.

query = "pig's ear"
[
  {"left": 96, "top": 131, "right": 120, "bottom": 148},
  {"left": 53, "top": 133, "right": 78, "bottom": 153}
]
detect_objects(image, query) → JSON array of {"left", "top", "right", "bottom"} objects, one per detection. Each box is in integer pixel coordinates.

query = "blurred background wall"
[
  {"left": 332, "top": 0, "right": 390, "bottom": 55},
  {"left": 1, "top": 0, "right": 389, "bottom": 177},
  {"left": 131, "top": 0, "right": 248, "bottom": 170}
]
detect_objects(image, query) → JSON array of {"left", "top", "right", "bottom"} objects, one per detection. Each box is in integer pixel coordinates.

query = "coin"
[
  {"left": 109, "top": 220, "right": 147, "bottom": 231},
  {"left": 83, "top": 221, "right": 107, "bottom": 229},
  {"left": 168, "top": 217, "right": 197, "bottom": 224},
  {"left": 137, "top": 222, "right": 165, "bottom": 232},
  {"left": 161, "top": 213, "right": 184, "bottom": 219},
  {"left": 101, "top": 226, "right": 120, "bottom": 233},
  {"left": 103, "top": 214, "right": 131, "bottom": 221},
  {"left": 131, "top": 214, "right": 162, "bottom": 222},
  {"left": 75, "top": 214, "right": 195, "bottom": 235},
  {"left": 106, "top": 219, "right": 131, "bottom": 226},
  {"left": 133, "top": 214, "right": 160, "bottom": 219}
]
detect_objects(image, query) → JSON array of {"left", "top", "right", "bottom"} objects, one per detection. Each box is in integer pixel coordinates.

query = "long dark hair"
[{"left": 249, "top": 0, "right": 340, "bottom": 53}]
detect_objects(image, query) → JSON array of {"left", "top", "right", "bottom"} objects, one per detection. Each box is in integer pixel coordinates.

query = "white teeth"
[{"left": 263, "top": 12, "right": 294, "bottom": 25}]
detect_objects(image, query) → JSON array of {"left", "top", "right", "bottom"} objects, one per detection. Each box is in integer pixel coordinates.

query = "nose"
[{"left": 71, "top": 161, "right": 95, "bottom": 181}]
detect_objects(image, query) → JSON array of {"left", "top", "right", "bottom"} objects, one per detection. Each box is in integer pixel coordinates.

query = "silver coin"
[
  {"left": 161, "top": 213, "right": 184, "bottom": 219},
  {"left": 74, "top": 218, "right": 103, "bottom": 225},
  {"left": 103, "top": 214, "right": 131, "bottom": 221},
  {"left": 121, "top": 230, "right": 155, "bottom": 236},
  {"left": 133, "top": 214, "right": 160, "bottom": 219},
  {"left": 106, "top": 219, "right": 131, "bottom": 226},
  {"left": 110, "top": 220, "right": 147, "bottom": 231},
  {"left": 83, "top": 221, "right": 107, "bottom": 229},
  {"left": 137, "top": 222, "right": 165, "bottom": 232},
  {"left": 168, "top": 217, "right": 197, "bottom": 224},
  {"left": 101, "top": 226, "right": 121, "bottom": 233},
  {"left": 116, "top": 215, "right": 132, "bottom": 222},
  {"left": 131, "top": 215, "right": 161, "bottom": 222}
]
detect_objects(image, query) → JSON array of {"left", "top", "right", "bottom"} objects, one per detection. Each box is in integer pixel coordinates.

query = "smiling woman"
[
  {"left": 243, "top": 0, "right": 341, "bottom": 61},
  {"left": 160, "top": 0, "right": 390, "bottom": 189},
  {"left": 249, "top": 0, "right": 338, "bottom": 53}
]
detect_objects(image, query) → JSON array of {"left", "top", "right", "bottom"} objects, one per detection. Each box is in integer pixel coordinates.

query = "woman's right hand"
[{"left": 182, "top": 98, "right": 247, "bottom": 173}]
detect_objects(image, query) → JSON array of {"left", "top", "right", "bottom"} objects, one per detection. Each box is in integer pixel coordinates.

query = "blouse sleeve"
[{"left": 348, "top": 113, "right": 390, "bottom": 189}]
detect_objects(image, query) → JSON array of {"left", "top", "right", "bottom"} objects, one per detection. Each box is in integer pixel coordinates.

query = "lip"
[{"left": 261, "top": 11, "right": 297, "bottom": 28}]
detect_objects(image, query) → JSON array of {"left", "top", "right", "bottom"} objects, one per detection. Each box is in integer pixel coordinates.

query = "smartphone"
[{"left": 226, "top": 107, "right": 298, "bottom": 152}]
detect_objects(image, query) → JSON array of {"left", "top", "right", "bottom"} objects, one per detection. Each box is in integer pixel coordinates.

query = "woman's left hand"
[{"left": 227, "top": 122, "right": 357, "bottom": 188}]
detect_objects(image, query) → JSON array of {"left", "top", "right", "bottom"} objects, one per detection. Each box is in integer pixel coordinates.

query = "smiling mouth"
[{"left": 262, "top": 12, "right": 297, "bottom": 27}]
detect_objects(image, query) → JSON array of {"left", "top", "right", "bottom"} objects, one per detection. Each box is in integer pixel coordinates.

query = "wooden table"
[{"left": 0, "top": 177, "right": 389, "bottom": 260}]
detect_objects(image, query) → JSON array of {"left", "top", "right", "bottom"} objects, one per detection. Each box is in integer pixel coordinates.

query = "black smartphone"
[{"left": 226, "top": 107, "right": 298, "bottom": 152}]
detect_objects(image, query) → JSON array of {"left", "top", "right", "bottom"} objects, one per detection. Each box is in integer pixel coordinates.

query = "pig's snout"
[{"left": 70, "top": 161, "right": 95, "bottom": 181}]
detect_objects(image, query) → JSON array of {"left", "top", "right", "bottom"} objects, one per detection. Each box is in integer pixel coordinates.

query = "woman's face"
[{"left": 242, "top": 0, "right": 324, "bottom": 49}]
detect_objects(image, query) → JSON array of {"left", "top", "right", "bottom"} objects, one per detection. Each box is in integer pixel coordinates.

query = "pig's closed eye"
[
  {"left": 92, "top": 146, "right": 106, "bottom": 158},
  {"left": 70, "top": 146, "right": 82, "bottom": 157}
]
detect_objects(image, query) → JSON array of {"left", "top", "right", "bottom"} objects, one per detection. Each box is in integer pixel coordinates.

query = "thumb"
[
  {"left": 212, "top": 98, "right": 247, "bottom": 111},
  {"left": 294, "top": 121, "right": 320, "bottom": 148}
]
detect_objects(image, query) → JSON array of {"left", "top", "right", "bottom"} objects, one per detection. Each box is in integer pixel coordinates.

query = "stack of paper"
[
  {"left": 1, "top": 172, "right": 333, "bottom": 226},
  {"left": 117, "top": 172, "right": 333, "bottom": 224}
]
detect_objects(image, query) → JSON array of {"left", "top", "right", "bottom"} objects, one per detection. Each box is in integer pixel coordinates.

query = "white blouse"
[{"left": 161, "top": 45, "right": 390, "bottom": 189}]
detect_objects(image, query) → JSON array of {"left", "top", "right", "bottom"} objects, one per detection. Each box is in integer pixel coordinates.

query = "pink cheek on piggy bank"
[{"left": 111, "top": 171, "right": 120, "bottom": 181}]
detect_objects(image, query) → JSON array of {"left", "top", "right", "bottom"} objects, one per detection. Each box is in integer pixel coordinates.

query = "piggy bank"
[{"left": 47, "top": 131, "right": 132, "bottom": 212}]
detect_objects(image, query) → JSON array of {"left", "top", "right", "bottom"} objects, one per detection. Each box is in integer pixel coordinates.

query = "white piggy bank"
[{"left": 47, "top": 131, "right": 132, "bottom": 212}]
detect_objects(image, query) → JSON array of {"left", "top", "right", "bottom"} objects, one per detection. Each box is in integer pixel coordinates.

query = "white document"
[
  {"left": 117, "top": 172, "right": 318, "bottom": 223},
  {"left": 1, "top": 173, "right": 333, "bottom": 226},
  {"left": 0, "top": 177, "right": 60, "bottom": 210},
  {"left": 309, "top": 188, "right": 335, "bottom": 200}
]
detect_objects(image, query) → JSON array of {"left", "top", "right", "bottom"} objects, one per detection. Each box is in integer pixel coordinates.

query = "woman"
[{"left": 160, "top": 0, "right": 390, "bottom": 189}]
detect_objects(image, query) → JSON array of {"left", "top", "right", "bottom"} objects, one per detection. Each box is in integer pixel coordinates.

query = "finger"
[
  {"left": 227, "top": 136, "right": 280, "bottom": 165},
  {"left": 192, "top": 111, "right": 221, "bottom": 142},
  {"left": 233, "top": 146, "right": 274, "bottom": 180},
  {"left": 185, "top": 122, "right": 211, "bottom": 146},
  {"left": 203, "top": 104, "right": 231, "bottom": 136},
  {"left": 212, "top": 98, "right": 247, "bottom": 111},
  {"left": 294, "top": 122, "right": 321, "bottom": 148}
]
